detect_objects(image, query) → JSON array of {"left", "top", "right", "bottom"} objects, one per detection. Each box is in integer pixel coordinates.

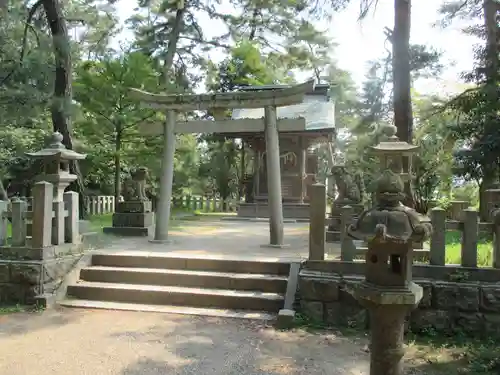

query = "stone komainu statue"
[
  {"left": 122, "top": 167, "right": 149, "bottom": 201},
  {"left": 331, "top": 165, "right": 364, "bottom": 203}
]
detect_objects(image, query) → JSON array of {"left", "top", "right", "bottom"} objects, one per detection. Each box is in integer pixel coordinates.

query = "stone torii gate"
[{"left": 130, "top": 80, "right": 315, "bottom": 247}]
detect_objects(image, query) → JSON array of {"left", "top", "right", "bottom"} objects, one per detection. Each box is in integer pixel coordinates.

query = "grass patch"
[
  {"left": 442, "top": 230, "right": 493, "bottom": 266},
  {"left": 406, "top": 331, "right": 500, "bottom": 374},
  {"left": 86, "top": 208, "right": 207, "bottom": 231},
  {"left": 88, "top": 213, "right": 113, "bottom": 230},
  {"left": 0, "top": 303, "right": 45, "bottom": 316},
  {"left": 0, "top": 304, "right": 25, "bottom": 315},
  {"left": 194, "top": 210, "right": 236, "bottom": 216},
  {"left": 290, "top": 315, "right": 499, "bottom": 374}
]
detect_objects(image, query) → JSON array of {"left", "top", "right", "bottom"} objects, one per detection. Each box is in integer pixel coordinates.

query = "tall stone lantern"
[
  {"left": 26, "top": 132, "right": 86, "bottom": 202},
  {"left": 372, "top": 125, "right": 419, "bottom": 186},
  {"left": 347, "top": 135, "right": 432, "bottom": 375}
]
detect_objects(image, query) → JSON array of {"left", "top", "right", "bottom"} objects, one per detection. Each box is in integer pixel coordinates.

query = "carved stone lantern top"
[
  {"left": 348, "top": 169, "right": 432, "bottom": 244},
  {"left": 26, "top": 132, "right": 86, "bottom": 161},
  {"left": 371, "top": 125, "right": 419, "bottom": 183},
  {"left": 26, "top": 132, "right": 86, "bottom": 202},
  {"left": 371, "top": 125, "right": 419, "bottom": 155}
]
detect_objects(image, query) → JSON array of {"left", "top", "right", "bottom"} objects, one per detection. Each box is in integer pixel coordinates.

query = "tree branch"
[
  {"left": 178, "top": 35, "right": 231, "bottom": 50},
  {"left": 0, "top": 0, "right": 44, "bottom": 86}
]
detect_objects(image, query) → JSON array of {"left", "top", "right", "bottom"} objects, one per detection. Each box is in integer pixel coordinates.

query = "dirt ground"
[
  {"left": 0, "top": 308, "right": 370, "bottom": 375},
  {"left": 0, "top": 308, "right": 476, "bottom": 375}
]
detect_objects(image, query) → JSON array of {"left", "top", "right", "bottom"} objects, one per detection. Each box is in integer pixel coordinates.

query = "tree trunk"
[
  {"left": 42, "top": 0, "right": 87, "bottom": 218},
  {"left": 248, "top": 7, "right": 260, "bottom": 40},
  {"left": 392, "top": 0, "right": 414, "bottom": 207},
  {"left": 163, "top": 6, "right": 186, "bottom": 80},
  {"left": 392, "top": 0, "right": 412, "bottom": 143},
  {"left": 114, "top": 127, "right": 122, "bottom": 204},
  {"left": 479, "top": 0, "right": 500, "bottom": 220},
  {"left": 483, "top": 0, "right": 499, "bottom": 84},
  {"left": 238, "top": 142, "right": 245, "bottom": 200},
  {"left": 0, "top": 179, "right": 7, "bottom": 201}
]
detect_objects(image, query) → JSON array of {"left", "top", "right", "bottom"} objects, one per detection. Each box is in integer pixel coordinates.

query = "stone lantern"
[
  {"left": 347, "top": 162, "right": 432, "bottom": 373},
  {"left": 26, "top": 132, "right": 86, "bottom": 202},
  {"left": 372, "top": 125, "right": 418, "bottom": 185}
]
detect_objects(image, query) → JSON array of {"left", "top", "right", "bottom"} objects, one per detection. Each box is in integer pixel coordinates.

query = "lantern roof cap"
[
  {"left": 371, "top": 125, "right": 419, "bottom": 153},
  {"left": 26, "top": 132, "right": 86, "bottom": 160}
]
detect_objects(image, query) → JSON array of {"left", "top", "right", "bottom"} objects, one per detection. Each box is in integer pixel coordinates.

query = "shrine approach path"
[{"left": 92, "top": 217, "right": 342, "bottom": 260}]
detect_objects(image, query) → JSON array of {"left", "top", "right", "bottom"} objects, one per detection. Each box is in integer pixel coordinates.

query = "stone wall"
[
  {"left": 0, "top": 244, "right": 85, "bottom": 305},
  {"left": 298, "top": 269, "right": 500, "bottom": 337},
  {"left": 0, "top": 230, "right": 100, "bottom": 306}
]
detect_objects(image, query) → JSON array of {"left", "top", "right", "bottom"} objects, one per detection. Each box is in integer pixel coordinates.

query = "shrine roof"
[{"left": 231, "top": 84, "right": 335, "bottom": 131}]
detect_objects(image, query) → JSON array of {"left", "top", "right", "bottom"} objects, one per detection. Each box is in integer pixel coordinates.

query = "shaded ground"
[
  {"left": 0, "top": 308, "right": 496, "bottom": 374},
  {"left": 0, "top": 309, "right": 369, "bottom": 375}
]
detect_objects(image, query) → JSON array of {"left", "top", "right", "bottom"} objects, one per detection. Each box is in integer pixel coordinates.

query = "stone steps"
[
  {"left": 59, "top": 299, "right": 277, "bottom": 321},
  {"left": 80, "top": 266, "right": 288, "bottom": 293},
  {"left": 67, "top": 282, "right": 284, "bottom": 311},
  {"left": 91, "top": 253, "right": 291, "bottom": 275},
  {"left": 63, "top": 254, "right": 290, "bottom": 318}
]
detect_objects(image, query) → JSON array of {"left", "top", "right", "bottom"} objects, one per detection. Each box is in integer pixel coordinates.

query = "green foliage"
[
  {"left": 449, "top": 86, "right": 500, "bottom": 183},
  {"left": 438, "top": 0, "right": 499, "bottom": 221},
  {"left": 206, "top": 40, "right": 290, "bottom": 92},
  {"left": 73, "top": 51, "right": 162, "bottom": 192},
  {"left": 452, "top": 182, "right": 480, "bottom": 207}
]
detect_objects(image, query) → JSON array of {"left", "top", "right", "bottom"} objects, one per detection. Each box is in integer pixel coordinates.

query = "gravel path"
[{"left": 0, "top": 308, "right": 369, "bottom": 375}]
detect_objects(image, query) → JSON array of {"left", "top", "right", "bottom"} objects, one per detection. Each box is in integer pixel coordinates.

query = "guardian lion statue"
[
  {"left": 331, "top": 165, "right": 365, "bottom": 204},
  {"left": 121, "top": 167, "right": 149, "bottom": 201}
]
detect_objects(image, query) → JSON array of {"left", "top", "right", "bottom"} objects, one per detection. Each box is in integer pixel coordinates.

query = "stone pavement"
[
  {"left": 95, "top": 219, "right": 342, "bottom": 261},
  {"left": 0, "top": 308, "right": 369, "bottom": 375}
]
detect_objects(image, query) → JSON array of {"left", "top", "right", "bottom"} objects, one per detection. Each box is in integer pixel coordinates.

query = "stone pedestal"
[
  {"left": 326, "top": 201, "right": 364, "bottom": 242},
  {"left": 355, "top": 282, "right": 422, "bottom": 375},
  {"left": 103, "top": 200, "right": 154, "bottom": 236}
]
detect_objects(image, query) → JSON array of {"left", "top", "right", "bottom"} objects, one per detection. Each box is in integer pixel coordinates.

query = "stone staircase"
[{"left": 60, "top": 253, "right": 291, "bottom": 320}]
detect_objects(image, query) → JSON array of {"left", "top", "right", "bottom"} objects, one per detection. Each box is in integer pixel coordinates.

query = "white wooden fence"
[{"left": 85, "top": 195, "right": 239, "bottom": 215}]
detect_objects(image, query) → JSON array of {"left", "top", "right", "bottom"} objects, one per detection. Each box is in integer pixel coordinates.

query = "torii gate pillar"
[
  {"left": 264, "top": 106, "right": 285, "bottom": 246},
  {"left": 150, "top": 110, "right": 176, "bottom": 243}
]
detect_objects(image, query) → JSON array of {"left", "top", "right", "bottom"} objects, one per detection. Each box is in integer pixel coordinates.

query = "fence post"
[
  {"left": 205, "top": 197, "right": 210, "bottom": 212},
  {"left": 0, "top": 201, "right": 7, "bottom": 245},
  {"left": 111, "top": 196, "right": 116, "bottom": 213},
  {"left": 99, "top": 196, "right": 105, "bottom": 214},
  {"left": 91, "top": 197, "right": 97, "bottom": 215},
  {"left": 103, "top": 196, "right": 109, "bottom": 213},
  {"left": 309, "top": 183, "right": 326, "bottom": 260},
  {"left": 64, "top": 191, "right": 79, "bottom": 243},
  {"left": 340, "top": 205, "right": 355, "bottom": 261},
  {"left": 212, "top": 197, "right": 217, "bottom": 212},
  {"left": 461, "top": 208, "right": 478, "bottom": 267},
  {"left": 491, "top": 208, "right": 500, "bottom": 269},
  {"left": 52, "top": 200, "right": 65, "bottom": 245},
  {"left": 11, "top": 198, "right": 27, "bottom": 247},
  {"left": 430, "top": 207, "right": 446, "bottom": 265},
  {"left": 32, "top": 181, "right": 53, "bottom": 248}
]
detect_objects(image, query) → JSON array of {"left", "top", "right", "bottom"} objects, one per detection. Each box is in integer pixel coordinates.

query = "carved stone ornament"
[{"left": 347, "top": 169, "right": 432, "bottom": 244}]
